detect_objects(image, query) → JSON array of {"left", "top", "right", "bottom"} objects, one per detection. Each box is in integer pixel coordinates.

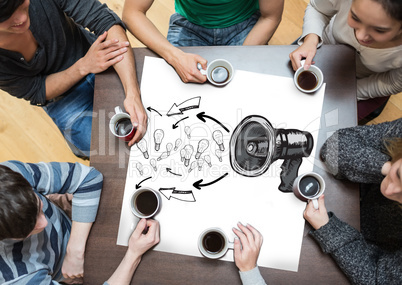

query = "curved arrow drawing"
[
  {"left": 147, "top": 106, "right": 162, "bottom": 116},
  {"left": 193, "top": 173, "right": 229, "bottom": 190},
  {"left": 159, "top": 187, "right": 196, "bottom": 202},
  {"left": 166, "top": 168, "right": 182, "bottom": 176},
  {"left": 135, "top": 176, "right": 152, "bottom": 189},
  {"left": 172, "top": 116, "right": 189, "bottom": 129},
  {"left": 167, "top": 96, "right": 201, "bottom": 116},
  {"left": 196, "top": 112, "right": 229, "bottom": 133}
]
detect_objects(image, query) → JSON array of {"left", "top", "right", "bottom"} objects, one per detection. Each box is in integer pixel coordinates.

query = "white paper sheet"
[{"left": 117, "top": 56, "right": 326, "bottom": 272}]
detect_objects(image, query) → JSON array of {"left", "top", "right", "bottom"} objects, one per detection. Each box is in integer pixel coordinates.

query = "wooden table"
[{"left": 85, "top": 45, "right": 358, "bottom": 284}]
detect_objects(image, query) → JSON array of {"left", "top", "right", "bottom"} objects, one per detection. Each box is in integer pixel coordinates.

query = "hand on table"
[
  {"left": 124, "top": 94, "right": 148, "bottom": 147},
  {"left": 303, "top": 195, "right": 330, "bottom": 230},
  {"left": 80, "top": 31, "right": 129, "bottom": 76},
  {"left": 128, "top": 218, "right": 160, "bottom": 258},
  {"left": 289, "top": 34, "right": 319, "bottom": 71},
  {"left": 170, "top": 51, "right": 208, "bottom": 83},
  {"left": 232, "top": 223, "right": 263, "bottom": 272}
]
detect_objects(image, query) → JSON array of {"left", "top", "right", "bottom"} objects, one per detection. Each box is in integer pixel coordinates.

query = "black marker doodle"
[
  {"left": 136, "top": 176, "right": 152, "bottom": 189},
  {"left": 212, "top": 130, "right": 225, "bottom": 151},
  {"left": 136, "top": 162, "right": 144, "bottom": 176},
  {"left": 197, "top": 112, "right": 229, "bottom": 133},
  {"left": 172, "top": 117, "right": 189, "bottom": 129},
  {"left": 147, "top": 106, "right": 162, "bottom": 116},
  {"left": 174, "top": 138, "right": 182, "bottom": 151},
  {"left": 204, "top": 155, "right": 212, "bottom": 167},
  {"left": 150, "top": 159, "right": 157, "bottom": 172},
  {"left": 166, "top": 143, "right": 173, "bottom": 155},
  {"left": 166, "top": 168, "right": 182, "bottom": 177},
  {"left": 167, "top": 96, "right": 201, "bottom": 116},
  {"left": 184, "top": 126, "right": 191, "bottom": 139},
  {"left": 195, "top": 139, "right": 209, "bottom": 159},
  {"left": 154, "top": 129, "right": 164, "bottom": 151},
  {"left": 136, "top": 139, "right": 149, "bottom": 159},
  {"left": 193, "top": 173, "right": 229, "bottom": 190},
  {"left": 159, "top": 187, "right": 196, "bottom": 202},
  {"left": 229, "top": 115, "right": 314, "bottom": 192},
  {"left": 183, "top": 144, "right": 194, "bottom": 167}
]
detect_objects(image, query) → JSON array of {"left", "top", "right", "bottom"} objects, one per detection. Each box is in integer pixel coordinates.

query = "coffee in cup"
[
  {"left": 293, "top": 172, "right": 325, "bottom": 209},
  {"left": 130, "top": 187, "right": 161, "bottom": 219},
  {"left": 109, "top": 106, "right": 135, "bottom": 142},
  {"left": 198, "top": 227, "right": 234, "bottom": 259},
  {"left": 198, "top": 59, "right": 234, "bottom": 86},
  {"left": 294, "top": 62, "right": 324, "bottom": 93}
]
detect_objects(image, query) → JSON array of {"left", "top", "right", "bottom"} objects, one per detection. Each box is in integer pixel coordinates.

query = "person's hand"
[
  {"left": 79, "top": 31, "right": 129, "bottom": 76},
  {"left": 61, "top": 246, "right": 84, "bottom": 280},
  {"left": 289, "top": 34, "right": 319, "bottom": 71},
  {"left": 232, "top": 223, "right": 263, "bottom": 272},
  {"left": 128, "top": 218, "right": 160, "bottom": 259},
  {"left": 170, "top": 51, "right": 208, "bottom": 83},
  {"left": 124, "top": 94, "right": 148, "bottom": 146},
  {"left": 303, "top": 195, "right": 330, "bottom": 230}
]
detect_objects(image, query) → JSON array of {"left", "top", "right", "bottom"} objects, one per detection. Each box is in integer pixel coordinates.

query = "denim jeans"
[
  {"left": 43, "top": 73, "right": 95, "bottom": 158},
  {"left": 167, "top": 11, "right": 261, "bottom": 46}
]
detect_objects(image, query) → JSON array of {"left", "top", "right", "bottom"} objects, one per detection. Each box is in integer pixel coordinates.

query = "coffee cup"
[
  {"left": 130, "top": 187, "right": 161, "bottom": 219},
  {"left": 292, "top": 172, "right": 325, "bottom": 210},
  {"left": 198, "top": 59, "right": 234, "bottom": 86},
  {"left": 294, "top": 61, "right": 324, "bottom": 93},
  {"left": 109, "top": 106, "right": 135, "bottom": 142},
  {"left": 198, "top": 227, "right": 234, "bottom": 259}
]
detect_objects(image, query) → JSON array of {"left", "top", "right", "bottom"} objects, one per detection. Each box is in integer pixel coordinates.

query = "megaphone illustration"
[{"left": 229, "top": 115, "right": 314, "bottom": 192}]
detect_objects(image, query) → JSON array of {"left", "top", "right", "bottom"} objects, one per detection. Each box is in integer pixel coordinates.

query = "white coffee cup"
[
  {"left": 198, "top": 227, "right": 234, "bottom": 259},
  {"left": 130, "top": 187, "right": 161, "bottom": 219},
  {"left": 292, "top": 172, "right": 325, "bottom": 209},
  {"left": 198, "top": 59, "right": 234, "bottom": 86},
  {"left": 109, "top": 106, "right": 135, "bottom": 142},
  {"left": 294, "top": 61, "right": 324, "bottom": 93}
]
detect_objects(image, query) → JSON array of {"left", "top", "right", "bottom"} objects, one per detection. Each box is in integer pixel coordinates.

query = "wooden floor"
[{"left": 0, "top": 0, "right": 401, "bottom": 164}]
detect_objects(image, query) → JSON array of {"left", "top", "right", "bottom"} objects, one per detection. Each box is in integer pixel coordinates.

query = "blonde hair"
[{"left": 384, "top": 138, "right": 402, "bottom": 163}]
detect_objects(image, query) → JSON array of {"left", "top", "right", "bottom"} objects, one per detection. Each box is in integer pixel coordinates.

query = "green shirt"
[{"left": 175, "top": 0, "right": 259, "bottom": 28}]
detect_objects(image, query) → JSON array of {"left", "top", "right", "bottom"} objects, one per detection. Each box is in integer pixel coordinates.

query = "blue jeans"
[
  {"left": 43, "top": 74, "right": 94, "bottom": 158},
  {"left": 167, "top": 12, "right": 261, "bottom": 46}
]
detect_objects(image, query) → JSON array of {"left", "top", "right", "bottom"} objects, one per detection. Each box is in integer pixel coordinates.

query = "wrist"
[{"left": 304, "top": 34, "right": 320, "bottom": 46}]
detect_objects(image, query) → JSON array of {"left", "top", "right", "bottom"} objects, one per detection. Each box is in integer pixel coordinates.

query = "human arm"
[
  {"left": 242, "top": 0, "right": 284, "bottom": 46},
  {"left": 357, "top": 68, "right": 402, "bottom": 100},
  {"left": 122, "top": 0, "right": 207, "bottom": 84},
  {"left": 232, "top": 223, "right": 266, "bottom": 285},
  {"left": 105, "top": 219, "right": 160, "bottom": 285},
  {"left": 304, "top": 196, "right": 402, "bottom": 284},
  {"left": 319, "top": 119, "right": 402, "bottom": 183},
  {"left": 289, "top": 0, "right": 339, "bottom": 71}
]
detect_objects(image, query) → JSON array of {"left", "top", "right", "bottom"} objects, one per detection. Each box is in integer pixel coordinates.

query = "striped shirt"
[{"left": 0, "top": 161, "right": 103, "bottom": 284}]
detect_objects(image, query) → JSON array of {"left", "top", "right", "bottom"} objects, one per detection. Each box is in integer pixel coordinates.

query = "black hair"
[
  {"left": 372, "top": 0, "right": 402, "bottom": 21},
  {"left": 0, "top": 165, "right": 38, "bottom": 240},
  {"left": 0, "top": 0, "right": 26, "bottom": 22}
]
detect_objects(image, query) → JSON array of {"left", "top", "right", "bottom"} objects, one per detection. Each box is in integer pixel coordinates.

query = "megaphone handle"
[{"left": 278, "top": 158, "right": 303, "bottom": 192}]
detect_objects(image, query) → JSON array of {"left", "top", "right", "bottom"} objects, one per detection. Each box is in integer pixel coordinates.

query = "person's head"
[
  {"left": 0, "top": 165, "right": 47, "bottom": 240},
  {"left": 348, "top": 0, "right": 402, "bottom": 46},
  {"left": 0, "top": 0, "right": 30, "bottom": 33},
  {"left": 381, "top": 138, "right": 402, "bottom": 204}
]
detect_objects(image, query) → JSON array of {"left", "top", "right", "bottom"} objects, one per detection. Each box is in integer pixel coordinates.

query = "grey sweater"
[
  {"left": 0, "top": 0, "right": 123, "bottom": 105},
  {"left": 314, "top": 118, "right": 402, "bottom": 285}
]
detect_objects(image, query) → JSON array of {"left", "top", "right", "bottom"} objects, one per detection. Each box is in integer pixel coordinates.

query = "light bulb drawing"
[
  {"left": 183, "top": 144, "right": 194, "bottom": 167},
  {"left": 166, "top": 143, "right": 173, "bottom": 156},
  {"left": 215, "top": 149, "right": 223, "bottom": 162},
  {"left": 204, "top": 155, "right": 212, "bottom": 167},
  {"left": 195, "top": 139, "right": 209, "bottom": 159},
  {"left": 180, "top": 149, "right": 186, "bottom": 162},
  {"left": 197, "top": 158, "right": 204, "bottom": 171},
  {"left": 184, "top": 126, "right": 191, "bottom": 139},
  {"left": 188, "top": 161, "right": 197, "bottom": 173},
  {"left": 174, "top": 138, "right": 182, "bottom": 151},
  {"left": 150, "top": 158, "right": 157, "bottom": 172},
  {"left": 157, "top": 152, "right": 168, "bottom": 161},
  {"left": 212, "top": 130, "right": 225, "bottom": 151},
  {"left": 136, "top": 139, "right": 149, "bottom": 159},
  {"left": 153, "top": 129, "right": 164, "bottom": 151},
  {"left": 136, "top": 162, "right": 144, "bottom": 175}
]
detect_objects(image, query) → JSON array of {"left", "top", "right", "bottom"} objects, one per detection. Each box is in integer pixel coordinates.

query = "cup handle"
[
  {"left": 312, "top": 198, "right": 319, "bottom": 210},
  {"left": 197, "top": 63, "right": 207, "bottom": 76},
  {"left": 228, "top": 241, "right": 235, "bottom": 250},
  {"left": 115, "top": 106, "right": 123, "bottom": 114}
]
